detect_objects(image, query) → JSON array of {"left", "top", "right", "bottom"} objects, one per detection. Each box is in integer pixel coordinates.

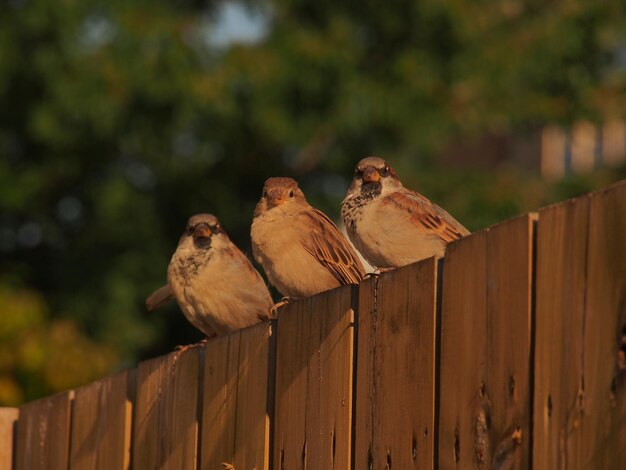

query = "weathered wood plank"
[
  {"left": 439, "top": 214, "right": 534, "bottom": 469},
  {"left": 439, "top": 229, "right": 488, "bottom": 469},
  {"left": 201, "top": 321, "right": 272, "bottom": 470},
  {"left": 534, "top": 180, "right": 626, "bottom": 468},
  {"left": 485, "top": 215, "right": 534, "bottom": 470},
  {"left": 354, "top": 275, "right": 376, "bottom": 469},
  {"left": 132, "top": 347, "right": 200, "bottom": 470},
  {"left": 0, "top": 408, "right": 18, "bottom": 470},
  {"left": 533, "top": 195, "right": 590, "bottom": 469},
  {"left": 69, "top": 369, "right": 133, "bottom": 470},
  {"left": 354, "top": 259, "right": 437, "bottom": 469},
  {"left": 15, "top": 390, "right": 73, "bottom": 470},
  {"left": 582, "top": 180, "right": 626, "bottom": 467},
  {"left": 272, "top": 285, "right": 354, "bottom": 470}
]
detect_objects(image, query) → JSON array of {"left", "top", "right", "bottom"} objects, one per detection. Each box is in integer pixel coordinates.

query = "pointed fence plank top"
[{"left": 1, "top": 179, "right": 625, "bottom": 470}]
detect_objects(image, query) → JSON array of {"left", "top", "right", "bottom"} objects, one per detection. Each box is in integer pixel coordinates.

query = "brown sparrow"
[
  {"left": 150, "top": 214, "right": 273, "bottom": 337},
  {"left": 341, "top": 156, "right": 470, "bottom": 269},
  {"left": 251, "top": 177, "right": 365, "bottom": 298}
]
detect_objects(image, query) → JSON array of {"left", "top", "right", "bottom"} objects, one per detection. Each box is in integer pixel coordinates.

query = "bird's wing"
[
  {"left": 302, "top": 208, "right": 365, "bottom": 285},
  {"left": 382, "top": 190, "right": 470, "bottom": 243},
  {"left": 145, "top": 284, "right": 174, "bottom": 311}
]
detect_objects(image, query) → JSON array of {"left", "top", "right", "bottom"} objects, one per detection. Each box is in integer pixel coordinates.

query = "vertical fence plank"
[
  {"left": 233, "top": 323, "right": 272, "bottom": 469},
  {"left": 485, "top": 215, "right": 534, "bottom": 470},
  {"left": 534, "top": 181, "right": 626, "bottom": 468},
  {"left": 534, "top": 196, "right": 590, "bottom": 469},
  {"left": 272, "top": 285, "right": 354, "bottom": 470},
  {"left": 439, "top": 214, "right": 534, "bottom": 469},
  {"left": 354, "top": 276, "right": 376, "bottom": 469},
  {"left": 201, "top": 332, "right": 240, "bottom": 468},
  {"left": 0, "top": 408, "right": 18, "bottom": 469},
  {"left": 69, "top": 369, "right": 134, "bottom": 470},
  {"left": 15, "top": 390, "right": 72, "bottom": 470},
  {"left": 201, "top": 321, "right": 272, "bottom": 470},
  {"left": 583, "top": 181, "right": 626, "bottom": 466},
  {"left": 132, "top": 347, "right": 200, "bottom": 470},
  {"left": 354, "top": 258, "right": 437, "bottom": 469},
  {"left": 439, "top": 230, "right": 488, "bottom": 469}
]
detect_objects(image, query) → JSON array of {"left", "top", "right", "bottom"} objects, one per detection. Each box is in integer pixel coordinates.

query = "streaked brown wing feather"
[
  {"left": 383, "top": 190, "right": 470, "bottom": 243},
  {"left": 146, "top": 284, "right": 174, "bottom": 311},
  {"left": 302, "top": 208, "right": 365, "bottom": 285}
]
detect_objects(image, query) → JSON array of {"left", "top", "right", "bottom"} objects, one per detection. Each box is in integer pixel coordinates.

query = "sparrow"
[
  {"left": 341, "top": 156, "right": 470, "bottom": 269},
  {"left": 251, "top": 177, "right": 365, "bottom": 298},
  {"left": 148, "top": 214, "right": 273, "bottom": 338}
]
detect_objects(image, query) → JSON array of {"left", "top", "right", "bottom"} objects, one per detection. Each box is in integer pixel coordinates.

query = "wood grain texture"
[
  {"left": 0, "top": 407, "right": 18, "bottom": 470},
  {"left": 272, "top": 285, "right": 354, "bottom": 470},
  {"left": 15, "top": 390, "right": 73, "bottom": 470},
  {"left": 534, "top": 180, "right": 626, "bottom": 468},
  {"left": 533, "top": 195, "right": 590, "bottom": 469},
  {"left": 354, "top": 258, "right": 437, "bottom": 469},
  {"left": 582, "top": 180, "right": 626, "bottom": 467},
  {"left": 439, "top": 214, "right": 534, "bottom": 469},
  {"left": 132, "top": 347, "right": 200, "bottom": 470},
  {"left": 353, "top": 275, "right": 376, "bottom": 470},
  {"left": 201, "top": 321, "right": 272, "bottom": 470},
  {"left": 69, "top": 369, "right": 133, "bottom": 470}
]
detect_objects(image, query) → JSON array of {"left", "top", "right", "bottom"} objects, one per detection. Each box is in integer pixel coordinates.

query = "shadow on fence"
[{"left": 1, "top": 180, "right": 625, "bottom": 469}]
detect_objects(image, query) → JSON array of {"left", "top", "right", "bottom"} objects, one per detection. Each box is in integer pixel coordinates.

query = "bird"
[
  {"left": 341, "top": 156, "right": 470, "bottom": 269},
  {"left": 147, "top": 214, "right": 273, "bottom": 338},
  {"left": 251, "top": 177, "right": 365, "bottom": 298}
]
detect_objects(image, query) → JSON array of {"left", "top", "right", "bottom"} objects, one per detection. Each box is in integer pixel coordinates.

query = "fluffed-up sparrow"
[
  {"left": 251, "top": 177, "right": 365, "bottom": 298},
  {"left": 149, "top": 214, "right": 273, "bottom": 338},
  {"left": 342, "top": 156, "right": 470, "bottom": 269}
]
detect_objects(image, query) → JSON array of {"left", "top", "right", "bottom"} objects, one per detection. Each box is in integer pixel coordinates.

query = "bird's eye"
[
  {"left": 289, "top": 190, "right": 294, "bottom": 197},
  {"left": 263, "top": 191, "right": 267, "bottom": 198}
]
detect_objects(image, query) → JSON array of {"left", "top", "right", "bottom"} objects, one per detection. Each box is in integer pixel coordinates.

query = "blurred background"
[{"left": 1, "top": 0, "right": 625, "bottom": 406}]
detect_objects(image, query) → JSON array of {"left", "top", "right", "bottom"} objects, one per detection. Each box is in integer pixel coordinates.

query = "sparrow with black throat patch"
[{"left": 341, "top": 156, "right": 470, "bottom": 269}]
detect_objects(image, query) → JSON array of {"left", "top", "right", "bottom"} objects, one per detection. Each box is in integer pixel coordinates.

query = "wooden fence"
[{"left": 1, "top": 180, "right": 625, "bottom": 469}]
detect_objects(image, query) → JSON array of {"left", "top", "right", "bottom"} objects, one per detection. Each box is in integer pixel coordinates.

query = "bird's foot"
[
  {"left": 270, "top": 297, "right": 296, "bottom": 317},
  {"left": 222, "top": 463, "right": 235, "bottom": 470},
  {"left": 364, "top": 267, "right": 393, "bottom": 279},
  {"left": 175, "top": 337, "right": 209, "bottom": 352}
]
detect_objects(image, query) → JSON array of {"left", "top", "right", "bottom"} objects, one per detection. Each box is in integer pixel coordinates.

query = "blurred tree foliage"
[{"left": 1, "top": 0, "right": 625, "bottom": 404}]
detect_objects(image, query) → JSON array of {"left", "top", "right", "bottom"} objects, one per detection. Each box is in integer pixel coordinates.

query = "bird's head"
[
  {"left": 258, "top": 177, "right": 307, "bottom": 211},
  {"left": 181, "top": 213, "right": 226, "bottom": 249},
  {"left": 347, "top": 156, "right": 401, "bottom": 198}
]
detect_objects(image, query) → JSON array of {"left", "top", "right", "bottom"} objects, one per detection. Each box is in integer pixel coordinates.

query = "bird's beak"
[
  {"left": 267, "top": 189, "right": 287, "bottom": 206},
  {"left": 362, "top": 167, "right": 381, "bottom": 183},
  {"left": 193, "top": 223, "right": 212, "bottom": 239}
]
